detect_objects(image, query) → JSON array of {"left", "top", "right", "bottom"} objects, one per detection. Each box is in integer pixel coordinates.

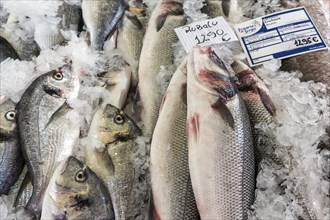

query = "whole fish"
[
  {"left": 186, "top": 46, "right": 255, "bottom": 219},
  {"left": 0, "top": 97, "right": 24, "bottom": 195},
  {"left": 150, "top": 58, "right": 199, "bottom": 219},
  {"left": 41, "top": 156, "right": 114, "bottom": 220},
  {"left": 231, "top": 59, "right": 281, "bottom": 169},
  {"left": 138, "top": 0, "right": 186, "bottom": 136},
  {"left": 82, "top": 0, "right": 128, "bottom": 50},
  {"left": 85, "top": 103, "right": 141, "bottom": 220},
  {"left": 0, "top": 36, "right": 19, "bottom": 62},
  {"left": 17, "top": 65, "right": 80, "bottom": 214},
  {"left": 96, "top": 58, "right": 131, "bottom": 109},
  {"left": 116, "top": 0, "right": 147, "bottom": 87}
]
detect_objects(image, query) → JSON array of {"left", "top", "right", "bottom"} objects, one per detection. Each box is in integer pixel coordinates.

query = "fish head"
[
  {"left": 94, "top": 103, "right": 142, "bottom": 145},
  {"left": 128, "top": 0, "right": 147, "bottom": 16},
  {"left": 0, "top": 97, "right": 17, "bottom": 139},
  {"left": 54, "top": 156, "right": 92, "bottom": 207},
  {"left": 231, "top": 59, "right": 258, "bottom": 91},
  {"left": 44, "top": 65, "right": 80, "bottom": 99},
  {"left": 191, "top": 46, "right": 237, "bottom": 100}
]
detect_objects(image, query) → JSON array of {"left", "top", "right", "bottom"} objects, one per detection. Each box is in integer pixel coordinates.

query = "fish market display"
[
  {"left": 0, "top": 36, "right": 18, "bottom": 62},
  {"left": 116, "top": 0, "right": 147, "bottom": 87},
  {"left": 0, "top": 0, "right": 329, "bottom": 219},
  {"left": 85, "top": 103, "right": 141, "bottom": 219},
  {"left": 0, "top": 97, "right": 23, "bottom": 195},
  {"left": 187, "top": 46, "right": 255, "bottom": 219},
  {"left": 138, "top": 0, "right": 186, "bottom": 136},
  {"left": 82, "top": 0, "right": 128, "bottom": 50},
  {"left": 150, "top": 58, "right": 199, "bottom": 219},
  {"left": 41, "top": 156, "right": 114, "bottom": 220},
  {"left": 231, "top": 59, "right": 280, "bottom": 168},
  {"left": 16, "top": 65, "right": 80, "bottom": 214}
]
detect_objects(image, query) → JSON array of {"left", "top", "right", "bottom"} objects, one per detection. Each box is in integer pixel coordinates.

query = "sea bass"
[
  {"left": 186, "top": 46, "right": 255, "bottom": 219},
  {"left": 150, "top": 58, "right": 199, "bottom": 219},
  {"left": 17, "top": 65, "right": 80, "bottom": 214},
  {"left": 231, "top": 59, "right": 282, "bottom": 171},
  {"left": 0, "top": 36, "right": 18, "bottom": 62},
  {"left": 116, "top": 0, "right": 147, "bottom": 87},
  {"left": 41, "top": 156, "right": 114, "bottom": 220},
  {"left": 82, "top": 0, "right": 127, "bottom": 50},
  {"left": 85, "top": 103, "right": 141, "bottom": 220},
  {"left": 0, "top": 97, "right": 24, "bottom": 195},
  {"left": 138, "top": 0, "right": 186, "bottom": 136}
]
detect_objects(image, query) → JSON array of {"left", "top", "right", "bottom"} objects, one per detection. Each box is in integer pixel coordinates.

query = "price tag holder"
[
  {"left": 175, "top": 17, "right": 238, "bottom": 53},
  {"left": 234, "top": 7, "right": 328, "bottom": 66}
]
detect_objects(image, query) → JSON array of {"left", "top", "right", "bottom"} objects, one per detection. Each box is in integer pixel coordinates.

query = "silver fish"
[
  {"left": 138, "top": 0, "right": 186, "bottom": 136},
  {"left": 150, "top": 58, "right": 199, "bottom": 219},
  {"left": 0, "top": 97, "right": 24, "bottom": 195},
  {"left": 82, "top": 0, "right": 128, "bottom": 50},
  {"left": 186, "top": 46, "right": 254, "bottom": 219},
  {"left": 85, "top": 103, "right": 141, "bottom": 220},
  {"left": 41, "top": 156, "right": 115, "bottom": 220},
  {"left": 17, "top": 65, "right": 80, "bottom": 214},
  {"left": 0, "top": 36, "right": 19, "bottom": 62},
  {"left": 231, "top": 59, "right": 281, "bottom": 170},
  {"left": 116, "top": 0, "right": 147, "bottom": 87}
]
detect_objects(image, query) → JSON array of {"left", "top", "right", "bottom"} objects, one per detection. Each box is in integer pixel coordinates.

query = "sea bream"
[
  {"left": 231, "top": 59, "right": 281, "bottom": 169},
  {"left": 138, "top": 0, "right": 186, "bottom": 136},
  {"left": 41, "top": 156, "right": 114, "bottom": 220},
  {"left": 150, "top": 58, "right": 199, "bottom": 219},
  {"left": 0, "top": 97, "right": 24, "bottom": 195},
  {"left": 82, "top": 0, "right": 128, "bottom": 50},
  {"left": 186, "top": 46, "right": 255, "bottom": 219},
  {"left": 16, "top": 65, "right": 80, "bottom": 215},
  {"left": 85, "top": 103, "right": 141, "bottom": 220}
]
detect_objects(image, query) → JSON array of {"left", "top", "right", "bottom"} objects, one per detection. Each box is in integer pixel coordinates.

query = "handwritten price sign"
[{"left": 175, "top": 17, "right": 238, "bottom": 53}]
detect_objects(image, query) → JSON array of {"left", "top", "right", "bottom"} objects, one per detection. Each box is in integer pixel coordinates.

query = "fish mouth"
[{"left": 43, "top": 85, "right": 63, "bottom": 98}]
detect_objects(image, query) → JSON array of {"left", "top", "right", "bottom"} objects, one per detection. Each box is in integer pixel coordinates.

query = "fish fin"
[
  {"left": 187, "top": 113, "right": 199, "bottom": 142},
  {"left": 211, "top": 98, "right": 235, "bottom": 129},
  {"left": 14, "top": 170, "right": 31, "bottom": 208},
  {"left": 156, "top": 2, "right": 183, "bottom": 31},
  {"left": 159, "top": 91, "right": 168, "bottom": 113},
  {"left": 114, "top": 30, "right": 119, "bottom": 49},
  {"left": 127, "top": 15, "right": 143, "bottom": 29},
  {"left": 222, "top": 0, "right": 230, "bottom": 17},
  {"left": 156, "top": 13, "right": 168, "bottom": 32},
  {"left": 44, "top": 102, "right": 72, "bottom": 130},
  {"left": 257, "top": 87, "right": 276, "bottom": 116}
]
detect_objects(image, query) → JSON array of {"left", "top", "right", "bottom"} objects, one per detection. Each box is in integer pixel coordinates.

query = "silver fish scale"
[
  {"left": 214, "top": 95, "right": 255, "bottom": 219},
  {"left": 240, "top": 92, "right": 282, "bottom": 167},
  {"left": 167, "top": 101, "right": 199, "bottom": 219}
]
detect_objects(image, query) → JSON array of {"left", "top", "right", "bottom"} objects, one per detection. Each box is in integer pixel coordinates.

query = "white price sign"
[{"left": 175, "top": 17, "right": 238, "bottom": 53}]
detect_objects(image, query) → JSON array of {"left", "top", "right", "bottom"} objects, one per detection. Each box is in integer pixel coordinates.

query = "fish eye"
[
  {"left": 5, "top": 110, "right": 16, "bottom": 121},
  {"left": 53, "top": 70, "right": 63, "bottom": 81},
  {"left": 114, "top": 114, "right": 124, "bottom": 124},
  {"left": 75, "top": 170, "right": 86, "bottom": 182}
]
